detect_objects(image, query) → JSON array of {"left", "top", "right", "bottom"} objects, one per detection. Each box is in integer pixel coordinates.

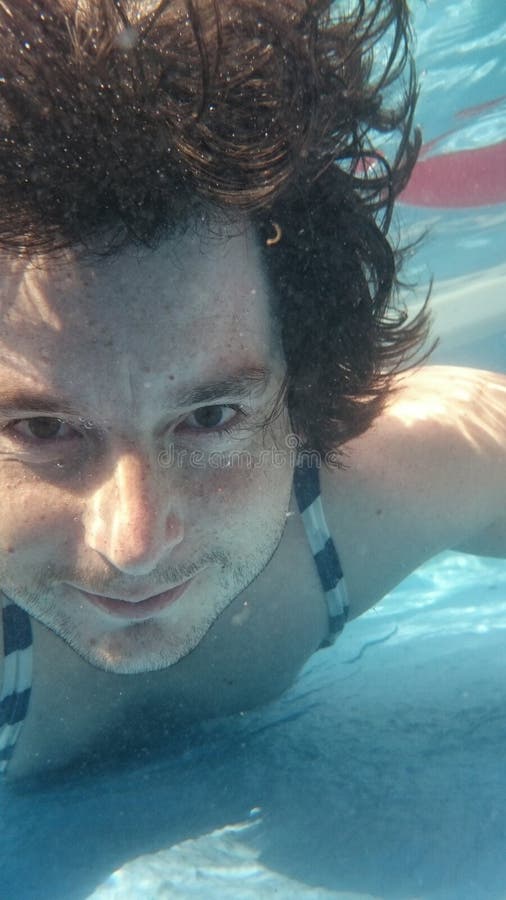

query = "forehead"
[{"left": 0, "top": 224, "right": 279, "bottom": 395}]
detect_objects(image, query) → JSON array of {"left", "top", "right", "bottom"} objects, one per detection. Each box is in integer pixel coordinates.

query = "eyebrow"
[
  {"left": 175, "top": 368, "right": 272, "bottom": 407},
  {"left": 0, "top": 367, "right": 273, "bottom": 418},
  {"left": 0, "top": 393, "right": 80, "bottom": 418}
]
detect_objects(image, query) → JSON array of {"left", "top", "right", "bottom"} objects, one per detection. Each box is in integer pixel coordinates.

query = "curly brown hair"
[{"left": 0, "top": 0, "right": 431, "bottom": 455}]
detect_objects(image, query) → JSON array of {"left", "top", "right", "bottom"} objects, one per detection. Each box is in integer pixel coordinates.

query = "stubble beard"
[{"left": 0, "top": 506, "right": 289, "bottom": 675}]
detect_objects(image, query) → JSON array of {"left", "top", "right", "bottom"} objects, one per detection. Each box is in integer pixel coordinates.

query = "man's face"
[{"left": 0, "top": 223, "right": 293, "bottom": 673}]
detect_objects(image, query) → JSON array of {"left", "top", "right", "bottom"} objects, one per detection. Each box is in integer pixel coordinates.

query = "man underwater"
[{"left": 1, "top": 0, "right": 505, "bottom": 779}]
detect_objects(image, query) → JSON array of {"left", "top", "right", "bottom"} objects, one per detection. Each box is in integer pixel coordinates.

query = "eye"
[
  {"left": 180, "top": 405, "right": 241, "bottom": 431},
  {"left": 8, "top": 417, "right": 79, "bottom": 443}
]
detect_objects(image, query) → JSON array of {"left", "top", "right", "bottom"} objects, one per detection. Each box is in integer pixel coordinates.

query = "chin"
[{"left": 71, "top": 623, "right": 199, "bottom": 674}]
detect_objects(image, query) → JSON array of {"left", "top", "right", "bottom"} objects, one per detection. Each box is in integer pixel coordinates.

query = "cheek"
[
  {"left": 182, "top": 459, "right": 291, "bottom": 524},
  {"left": 0, "top": 471, "right": 74, "bottom": 548},
  {"left": 185, "top": 466, "right": 255, "bottom": 510}
]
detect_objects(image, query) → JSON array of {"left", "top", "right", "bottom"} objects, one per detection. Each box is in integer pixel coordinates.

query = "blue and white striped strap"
[
  {"left": 293, "top": 458, "right": 349, "bottom": 647},
  {"left": 0, "top": 599, "right": 33, "bottom": 773}
]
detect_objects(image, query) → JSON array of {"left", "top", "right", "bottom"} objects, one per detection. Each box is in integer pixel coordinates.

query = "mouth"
[{"left": 73, "top": 579, "right": 195, "bottom": 620}]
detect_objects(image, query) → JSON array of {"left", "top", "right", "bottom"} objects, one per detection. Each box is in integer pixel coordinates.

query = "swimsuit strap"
[
  {"left": 0, "top": 598, "right": 33, "bottom": 774},
  {"left": 293, "top": 457, "right": 349, "bottom": 648}
]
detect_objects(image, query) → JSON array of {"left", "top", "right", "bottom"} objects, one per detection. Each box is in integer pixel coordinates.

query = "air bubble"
[{"left": 115, "top": 26, "right": 138, "bottom": 50}]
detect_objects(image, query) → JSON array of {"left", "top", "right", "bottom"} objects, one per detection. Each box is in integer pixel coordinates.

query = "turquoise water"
[
  {"left": 404, "top": 0, "right": 506, "bottom": 280},
  {"left": 2, "top": 2, "right": 506, "bottom": 898}
]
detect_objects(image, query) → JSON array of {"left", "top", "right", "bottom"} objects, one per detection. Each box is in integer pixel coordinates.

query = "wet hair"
[{"left": 0, "top": 0, "right": 431, "bottom": 456}]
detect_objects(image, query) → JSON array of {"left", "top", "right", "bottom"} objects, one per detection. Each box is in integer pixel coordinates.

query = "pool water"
[
  {"left": 1, "top": 2, "right": 506, "bottom": 898},
  {"left": 403, "top": 0, "right": 506, "bottom": 278},
  {"left": 399, "top": 1, "right": 506, "bottom": 373}
]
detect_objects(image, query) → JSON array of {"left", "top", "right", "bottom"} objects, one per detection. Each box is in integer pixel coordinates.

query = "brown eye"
[
  {"left": 185, "top": 406, "right": 237, "bottom": 430},
  {"left": 192, "top": 407, "right": 226, "bottom": 428},
  {"left": 27, "top": 417, "right": 65, "bottom": 439},
  {"left": 12, "top": 417, "right": 75, "bottom": 442}
]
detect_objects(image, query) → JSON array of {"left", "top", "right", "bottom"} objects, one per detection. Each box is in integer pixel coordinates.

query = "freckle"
[
  {"left": 6, "top": 545, "right": 15, "bottom": 554},
  {"left": 376, "top": 509, "right": 382, "bottom": 516}
]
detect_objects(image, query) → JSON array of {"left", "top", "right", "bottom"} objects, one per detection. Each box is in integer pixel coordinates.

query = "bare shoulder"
[
  {"left": 321, "top": 365, "right": 506, "bottom": 619},
  {"left": 382, "top": 364, "right": 506, "bottom": 427}
]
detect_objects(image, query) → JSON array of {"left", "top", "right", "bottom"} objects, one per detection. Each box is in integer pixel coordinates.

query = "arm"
[{"left": 322, "top": 366, "right": 506, "bottom": 619}]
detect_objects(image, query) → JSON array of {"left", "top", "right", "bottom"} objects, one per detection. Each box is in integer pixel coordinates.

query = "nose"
[{"left": 84, "top": 447, "right": 184, "bottom": 576}]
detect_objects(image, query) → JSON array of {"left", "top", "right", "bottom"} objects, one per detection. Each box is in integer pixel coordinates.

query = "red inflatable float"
[{"left": 399, "top": 95, "right": 506, "bottom": 207}]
